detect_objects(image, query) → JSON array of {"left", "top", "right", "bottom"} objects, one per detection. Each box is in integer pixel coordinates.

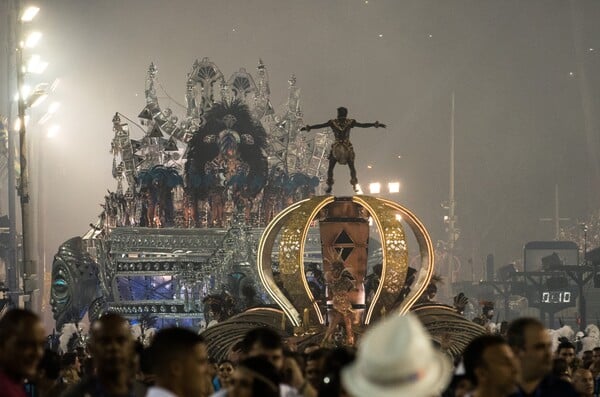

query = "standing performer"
[{"left": 301, "top": 107, "right": 386, "bottom": 193}]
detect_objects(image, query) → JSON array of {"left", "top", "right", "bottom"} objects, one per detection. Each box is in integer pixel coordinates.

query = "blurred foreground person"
[
  {"left": 507, "top": 317, "right": 577, "bottom": 397},
  {"left": 443, "top": 375, "right": 473, "bottom": 397},
  {"left": 62, "top": 313, "right": 146, "bottom": 397},
  {"left": 463, "top": 335, "right": 519, "bottom": 397},
  {"left": 551, "top": 358, "right": 571, "bottom": 382},
  {"left": 581, "top": 350, "right": 593, "bottom": 369},
  {"left": 589, "top": 347, "right": 600, "bottom": 378},
  {"left": 341, "top": 313, "right": 452, "bottom": 397},
  {"left": 571, "top": 369, "right": 594, "bottom": 397},
  {"left": 0, "top": 309, "right": 45, "bottom": 397},
  {"left": 34, "top": 349, "right": 67, "bottom": 397},
  {"left": 227, "top": 356, "right": 280, "bottom": 397},
  {"left": 304, "top": 348, "right": 330, "bottom": 390},
  {"left": 316, "top": 347, "right": 355, "bottom": 397},
  {"left": 146, "top": 327, "right": 209, "bottom": 397}
]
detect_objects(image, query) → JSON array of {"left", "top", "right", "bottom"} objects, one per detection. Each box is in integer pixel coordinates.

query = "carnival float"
[{"left": 50, "top": 58, "right": 484, "bottom": 357}]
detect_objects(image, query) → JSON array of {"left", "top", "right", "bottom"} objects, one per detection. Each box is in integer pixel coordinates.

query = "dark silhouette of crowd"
[{"left": 2, "top": 308, "right": 600, "bottom": 397}]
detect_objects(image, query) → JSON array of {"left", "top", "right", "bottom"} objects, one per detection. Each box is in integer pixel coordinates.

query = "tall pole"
[
  {"left": 447, "top": 93, "right": 457, "bottom": 284},
  {"left": 5, "top": 0, "right": 19, "bottom": 305},
  {"left": 554, "top": 184, "right": 560, "bottom": 240},
  {"left": 15, "top": 0, "right": 38, "bottom": 310},
  {"left": 449, "top": 93, "right": 455, "bottom": 248}
]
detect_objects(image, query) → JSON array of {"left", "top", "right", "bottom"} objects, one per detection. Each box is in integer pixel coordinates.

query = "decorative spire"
[{"left": 145, "top": 62, "right": 158, "bottom": 105}]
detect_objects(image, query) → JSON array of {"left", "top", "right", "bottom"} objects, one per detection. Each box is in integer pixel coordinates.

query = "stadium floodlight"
[
  {"left": 369, "top": 182, "right": 381, "bottom": 194},
  {"left": 24, "top": 31, "right": 42, "bottom": 48},
  {"left": 21, "top": 6, "right": 40, "bottom": 22},
  {"left": 388, "top": 182, "right": 400, "bottom": 193},
  {"left": 26, "top": 54, "right": 48, "bottom": 74}
]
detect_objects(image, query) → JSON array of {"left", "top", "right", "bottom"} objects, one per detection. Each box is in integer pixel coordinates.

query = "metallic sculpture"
[
  {"left": 51, "top": 58, "right": 330, "bottom": 329},
  {"left": 301, "top": 107, "right": 386, "bottom": 193},
  {"left": 50, "top": 237, "right": 104, "bottom": 330},
  {"left": 257, "top": 195, "right": 435, "bottom": 346}
]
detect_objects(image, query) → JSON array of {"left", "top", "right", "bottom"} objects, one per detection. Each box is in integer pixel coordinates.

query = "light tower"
[{"left": 15, "top": 3, "right": 52, "bottom": 310}]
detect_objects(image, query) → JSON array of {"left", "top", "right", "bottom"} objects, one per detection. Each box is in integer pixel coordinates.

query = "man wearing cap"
[
  {"left": 462, "top": 335, "right": 519, "bottom": 397},
  {"left": 507, "top": 317, "right": 577, "bottom": 397},
  {"left": 341, "top": 313, "right": 452, "bottom": 397}
]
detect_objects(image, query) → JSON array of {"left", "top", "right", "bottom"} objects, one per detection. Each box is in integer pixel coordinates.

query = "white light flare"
[
  {"left": 27, "top": 54, "right": 48, "bottom": 74},
  {"left": 369, "top": 182, "right": 381, "bottom": 194},
  {"left": 24, "top": 31, "right": 42, "bottom": 48},
  {"left": 47, "top": 124, "right": 59, "bottom": 138},
  {"left": 388, "top": 182, "right": 400, "bottom": 193},
  {"left": 21, "top": 6, "right": 40, "bottom": 22}
]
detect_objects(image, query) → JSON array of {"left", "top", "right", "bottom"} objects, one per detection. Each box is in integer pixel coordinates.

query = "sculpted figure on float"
[
  {"left": 50, "top": 237, "right": 103, "bottom": 330},
  {"left": 323, "top": 248, "right": 359, "bottom": 346},
  {"left": 185, "top": 100, "right": 268, "bottom": 227},
  {"left": 301, "top": 107, "right": 386, "bottom": 194}
]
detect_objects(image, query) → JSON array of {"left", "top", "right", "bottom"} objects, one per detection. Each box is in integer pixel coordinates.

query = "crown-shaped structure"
[{"left": 257, "top": 195, "right": 436, "bottom": 345}]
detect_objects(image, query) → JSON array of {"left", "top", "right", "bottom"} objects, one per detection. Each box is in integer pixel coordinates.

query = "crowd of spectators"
[{"left": 1, "top": 308, "right": 600, "bottom": 397}]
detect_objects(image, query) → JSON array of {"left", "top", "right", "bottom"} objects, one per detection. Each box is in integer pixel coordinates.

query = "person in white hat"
[{"left": 341, "top": 312, "right": 452, "bottom": 397}]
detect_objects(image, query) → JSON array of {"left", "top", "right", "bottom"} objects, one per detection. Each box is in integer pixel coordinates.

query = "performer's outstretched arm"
[
  {"left": 354, "top": 121, "right": 386, "bottom": 128},
  {"left": 300, "top": 121, "right": 330, "bottom": 131}
]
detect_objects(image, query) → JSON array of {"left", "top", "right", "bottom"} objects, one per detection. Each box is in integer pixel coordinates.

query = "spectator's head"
[
  {"left": 572, "top": 368, "right": 594, "bottom": 396},
  {"left": 556, "top": 341, "right": 576, "bottom": 365},
  {"left": 448, "top": 375, "right": 473, "bottom": 397},
  {"left": 61, "top": 352, "right": 80, "bottom": 372},
  {"left": 34, "top": 349, "right": 62, "bottom": 395},
  {"left": 0, "top": 309, "right": 45, "bottom": 381},
  {"left": 89, "top": 313, "right": 134, "bottom": 376},
  {"left": 241, "top": 327, "right": 284, "bottom": 371},
  {"left": 38, "top": 349, "right": 61, "bottom": 381},
  {"left": 317, "top": 347, "right": 355, "bottom": 397},
  {"left": 305, "top": 348, "right": 331, "bottom": 389},
  {"left": 137, "top": 345, "right": 155, "bottom": 386},
  {"left": 231, "top": 356, "right": 280, "bottom": 397},
  {"left": 551, "top": 358, "right": 570, "bottom": 382},
  {"left": 149, "top": 327, "right": 208, "bottom": 397},
  {"left": 217, "top": 359, "right": 235, "bottom": 388},
  {"left": 463, "top": 335, "right": 518, "bottom": 395},
  {"left": 507, "top": 317, "right": 552, "bottom": 382},
  {"left": 593, "top": 347, "right": 600, "bottom": 364},
  {"left": 341, "top": 313, "right": 452, "bottom": 397},
  {"left": 582, "top": 350, "right": 593, "bottom": 367}
]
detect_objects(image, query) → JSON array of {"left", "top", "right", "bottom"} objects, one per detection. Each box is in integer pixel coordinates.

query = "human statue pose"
[{"left": 301, "top": 107, "right": 386, "bottom": 193}]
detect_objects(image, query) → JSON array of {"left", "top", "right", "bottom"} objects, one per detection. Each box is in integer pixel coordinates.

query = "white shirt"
[{"left": 145, "top": 386, "right": 179, "bottom": 397}]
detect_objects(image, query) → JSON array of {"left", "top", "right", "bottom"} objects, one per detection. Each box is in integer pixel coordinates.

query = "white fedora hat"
[{"left": 341, "top": 313, "right": 452, "bottom": 397}]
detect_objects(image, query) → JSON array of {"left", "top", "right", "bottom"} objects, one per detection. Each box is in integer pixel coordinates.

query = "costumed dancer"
[
  {"left": 323, "top": 251, "right": 359, "bottom": 346},
  {"left": 301, "top": 107, "right": 386, "bottom": 193}
]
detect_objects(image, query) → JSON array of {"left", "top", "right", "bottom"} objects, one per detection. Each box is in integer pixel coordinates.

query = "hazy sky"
[{"left": 3, "top": 0, "right": 600, "bottom": 278}]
